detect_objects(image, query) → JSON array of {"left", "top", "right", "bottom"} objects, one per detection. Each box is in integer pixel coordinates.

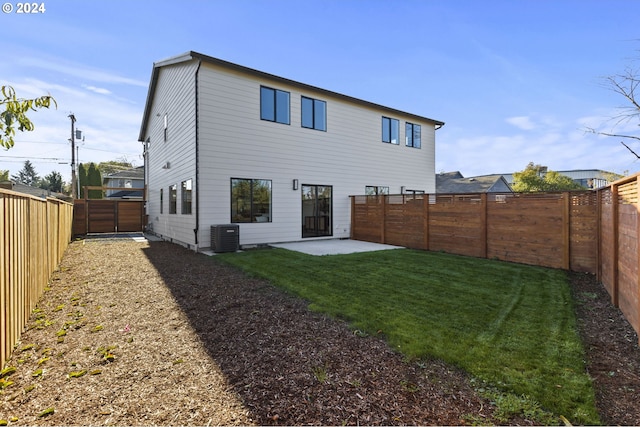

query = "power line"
[{"left": 1, "top": 155, "right": 67, "bottom": 160}]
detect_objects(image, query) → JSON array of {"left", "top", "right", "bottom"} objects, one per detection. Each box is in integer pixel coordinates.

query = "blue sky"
[{"left": 2, "top": 0, "right": 639, "bottom": 183}]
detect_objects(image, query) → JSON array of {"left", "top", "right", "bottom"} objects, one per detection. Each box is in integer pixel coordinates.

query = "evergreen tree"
[
  {"left": 0, "top": 170, "right": 8, "bottom": 181},
  {"left": 78, "top": 163, "right": 88, "bottom": 198},
  {"left": 11, "top": 160, "right": 40, "bottom": 186},
  {"left": 87, "top": 163, "right": 103, "bottom": 199},
  {"left": 41, "top": 171, "right": 64, "bottom": 193}
]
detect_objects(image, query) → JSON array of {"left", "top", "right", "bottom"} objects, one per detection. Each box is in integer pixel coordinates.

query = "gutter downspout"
[{"left": 193, "top": 59, "right": 202, "bottom": 251}]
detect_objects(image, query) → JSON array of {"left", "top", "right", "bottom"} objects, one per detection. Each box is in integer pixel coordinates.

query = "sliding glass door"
[{"left": 302, "top": 185, "right": 332, "bottom": 238}]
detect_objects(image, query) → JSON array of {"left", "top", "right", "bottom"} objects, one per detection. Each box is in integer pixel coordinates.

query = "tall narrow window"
[
  {"left": 406, "top": 122, "right": 421, "bottom": 148},
  {"left": 260, "top": 86, "right": 290, "bottom": 124},
  {"left": 181, "top": 179, "right": 192, "bottom": 214},
  {"left": 382, "top": 117, "right": 399, "bottom": 144},
  {"left": 231, "top": 178, "right": 272, "bottom": 223},
  {"left": 169, "top": 184, "right": 177, "bottom": 214},
  {"left": 301, "top": 96, "right": 327, "bottom": 131},
  {"left": 160, "top": 188, "right": 163, "bottom": 214},
  {"left": 163, "top": 114, "right": 168, "bottom": 142}
]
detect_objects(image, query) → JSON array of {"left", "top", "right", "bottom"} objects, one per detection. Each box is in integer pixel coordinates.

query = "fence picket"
[{"left": 0, "top": 189, "right": 73, "bottom": 366}]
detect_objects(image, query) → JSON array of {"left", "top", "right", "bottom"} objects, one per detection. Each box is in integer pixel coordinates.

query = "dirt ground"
[{"left": 0, "top": 239, "right": 638, "bottom": 425}]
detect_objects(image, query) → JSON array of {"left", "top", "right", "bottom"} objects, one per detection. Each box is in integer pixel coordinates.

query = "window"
[
  {"left": 365, "top": 186, "right": 389, "bottom": 196},
  {"left": 160, "top": 188, "right": 163, "bottom": 214},
  {"left": 231, "top": 178, "right": 272, "bottom": 223},
  {"left": 382, "top": 117, "right": 399, "bottom": 144},
  {"left": 181, "top": 179, "right": 192, "bottom": 214},
  {"left": 169, "top": 184, "right": 177, "bottom": 214},
  {"left": 301, "top": 96, "right": 327, "bottom": 131},
  {"left": 406, "top": 122, "right": 421, "bottom": 148},
  {"left": 163, "top": 113, "right": 168, "bottom": 142},
  {"left": 260, "top": 86, "right": 290, "bottom": 124}
]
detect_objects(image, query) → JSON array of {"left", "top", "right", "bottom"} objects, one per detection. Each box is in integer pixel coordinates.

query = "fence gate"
[{"left": 73, "top": 199, "right": 145, "bottom": 235}]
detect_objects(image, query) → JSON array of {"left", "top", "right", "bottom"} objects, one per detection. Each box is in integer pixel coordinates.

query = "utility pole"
[{"left": 69, "top": 113, "right": 77, "bottom": 199}]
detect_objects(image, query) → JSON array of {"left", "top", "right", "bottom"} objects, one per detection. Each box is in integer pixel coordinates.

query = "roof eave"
[{"left": 138, "top": 51, "right": 445, "bottom": 142}]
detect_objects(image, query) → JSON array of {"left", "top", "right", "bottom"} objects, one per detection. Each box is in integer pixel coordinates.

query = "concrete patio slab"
[{"left": 270, "top": 239, "right": 403, "bottom": 256}]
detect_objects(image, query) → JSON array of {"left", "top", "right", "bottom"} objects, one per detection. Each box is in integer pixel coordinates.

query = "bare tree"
[{"left": 587, "top": 62, "right": 640, "bottom": 159}]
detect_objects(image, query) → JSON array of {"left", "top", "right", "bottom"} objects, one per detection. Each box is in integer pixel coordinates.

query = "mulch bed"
[{"left": 1, "top": 240, "right": 639, "bottom": 425}]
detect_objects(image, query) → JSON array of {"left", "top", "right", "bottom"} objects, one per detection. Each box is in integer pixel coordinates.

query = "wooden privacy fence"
[
  {"left": 73, "top": 186, "right": 146, "bottom": 235},
  {"left": 0, "top": 189, "right": 73, "bottom": 366},
  {"left": 351, "top": 191, "right": 598, "bottom": 272},
  {"left": 351, "top": 183, "right": 640, "bottom": 342},
  {"left": 596, "top": 174, "right": 640, "bottom": 344}
]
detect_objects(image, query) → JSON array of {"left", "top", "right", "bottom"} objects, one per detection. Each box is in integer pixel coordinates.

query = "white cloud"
[
  {"left": 17, "top": 57, "right": 148, "bottom": 87},
  {"left": 506, "top": 116, "right": 536, "bottom": 130},
  {"left": 83, "top": 85, "right": 112, "bottom": 95}
]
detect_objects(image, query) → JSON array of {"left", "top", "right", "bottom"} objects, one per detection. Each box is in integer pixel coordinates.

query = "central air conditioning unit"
[{"left": 210, "top": 224, "right": 239, "bottom": 253}]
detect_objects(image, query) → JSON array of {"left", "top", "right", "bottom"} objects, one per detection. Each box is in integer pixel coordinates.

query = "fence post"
[
  {"left": 423, "top": 194, "right": 429, "bottom": 250},
  {"left": 481, "top": 193, "right": 488, "bottom": 259},
  {"left": 562, "top": 192, "right": 570, "bottom": 270},
  {"left": 380, "top": 195, "right": 386, "bottom": 244},
  {"left": 350, "top": 196, "right": 355, "bottom": 240},
  {"left": 612, "top": 184, "right": 619, "bottom": 307}
]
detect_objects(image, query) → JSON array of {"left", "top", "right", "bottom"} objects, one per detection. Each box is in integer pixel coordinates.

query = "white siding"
[
  {"left": 195, "top": 62, "right": 436, "bottom": 247},
  {"left": 143, "top": 61, "right": 199, "bottom": 248}
]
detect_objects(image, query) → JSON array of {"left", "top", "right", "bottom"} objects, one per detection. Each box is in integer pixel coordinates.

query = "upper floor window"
[
  {"left": 169, "top": 184, "right": 177, "bottom": 214},
  {"left": 181, "top": 179, "right": 192, "bottom": 215},
  {"left": 365, "top": 186, "right": 389, "bottom": 196},
  {"left": 231, "top": 178, "right": 272, "bottom": 223},
  {"left": 382, "top": 117, "right": 399, "bottom": 144},
  {"left": 301, "top": 96, "right": 326, "bottom": 131},
  {"left": 406, "top": 122, "right": 421, "bottom": 148},
  {"left": 260, "top": 86, "right": 290, "bottom": 124}
]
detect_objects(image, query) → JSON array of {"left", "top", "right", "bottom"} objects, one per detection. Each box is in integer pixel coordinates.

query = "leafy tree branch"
[{"left": 1, "top": 85, "right": 57, "bottom": 149}]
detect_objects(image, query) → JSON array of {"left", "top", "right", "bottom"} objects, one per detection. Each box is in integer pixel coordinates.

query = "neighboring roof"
[
  {"left": 139, "top": 51, "right": 445, "bottom": 141},
  {"left": 106, "top": 190, "right": 143, "bottom": 199},
  {"left": 436, "top": 172, "right": 513, "bottom": 194},
  {"left": 0, "top": 181, "right": 71, "bottom": 201},
  {"left": 104, "top": 166, "right": 144, "bottom": 180}
]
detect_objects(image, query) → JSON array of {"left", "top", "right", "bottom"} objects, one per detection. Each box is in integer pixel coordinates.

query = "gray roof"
[
  {"left": 0, "top": 181, "right": 71, "bottom": 201},
  {"left": 104, "top": 166, "right": 144, "bottom": 180},
  {"left": 436, "top": 172, "right": 513, "bottom": 194},
  {"left": 139, "top": 51, "right": 445, "bottom": 142}
]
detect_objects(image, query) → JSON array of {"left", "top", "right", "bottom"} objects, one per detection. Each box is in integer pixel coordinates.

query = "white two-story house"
[{"left": 138, "top": 51, "right": 444, "bottom": 251}]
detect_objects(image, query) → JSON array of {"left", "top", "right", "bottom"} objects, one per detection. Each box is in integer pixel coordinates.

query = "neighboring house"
[
  {"left": 138, "top": 51, "right": 444, "bottom": 250},
  {"left": 103, "top": 166, "right": 144, "bottom": 199},
  {"left": 0, "top": 181, "right": 72, "bottom": 202},
  {"left": 502, "top": 169, "right": 619, "bottom": 190},
  {"left": 436, "top": 172, "right": 513, "bottom": 194}
]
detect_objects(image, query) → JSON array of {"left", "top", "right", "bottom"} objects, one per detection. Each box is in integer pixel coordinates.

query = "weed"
[
  {"left": 312, "top": 366, "right": 328, "bottom": 383},
  {"left": 400, "top": 379, "right": 420, "bottom": 393},
  {"left": 0, "top": 378, "right": 14, "bottom": 389},
  {"left": 37, "top": 407, "right": 54, "bottom": 418},
  {"left": 0, "top": 367, "right": 16, "bottom": 379},
  {"left": 68, "top": 370, "right": 87, "bottom": 378},
  {"left": 18, "top": 344, "right": 34, "bottom": 353}
]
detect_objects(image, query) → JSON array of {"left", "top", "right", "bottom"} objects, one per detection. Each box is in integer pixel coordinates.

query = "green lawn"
[{"left": 216, "top": 248, "right": 599, "bottom": 424}]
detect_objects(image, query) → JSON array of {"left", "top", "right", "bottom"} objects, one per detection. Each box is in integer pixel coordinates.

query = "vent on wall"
[
  {"left": 162, "top": 161, "right": 171, "bottom": 169},
  {"left": 211, "top": 224, "right": 239, "bottom": 253}
]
